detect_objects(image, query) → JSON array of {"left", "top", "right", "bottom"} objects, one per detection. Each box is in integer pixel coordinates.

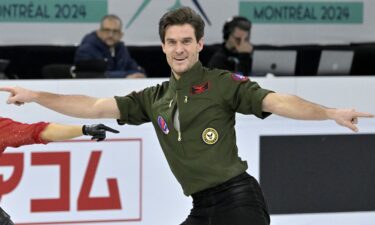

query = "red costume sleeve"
[{"left": 0, "top": 117, "right": 50, "bottom": 154}]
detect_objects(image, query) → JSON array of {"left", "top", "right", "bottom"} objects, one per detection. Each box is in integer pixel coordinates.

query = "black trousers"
[
  {"left": 180, "top": 172, "right": 270, "bottom": 225},
  {"left": 0, "top": 207, "right": 14, "bottom": 225}
]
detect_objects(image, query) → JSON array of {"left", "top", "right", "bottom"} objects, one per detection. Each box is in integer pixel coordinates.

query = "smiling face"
[{"left": 161, "top": 24, "right": 203, "bottom": 79}]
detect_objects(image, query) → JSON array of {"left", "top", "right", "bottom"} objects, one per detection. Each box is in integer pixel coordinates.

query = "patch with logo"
[
  {"left": 191, "top": 81, "right": 210, "bottom": 95},
  {"left": 157, "top": 116, "right": 169, "bottom": 134},
  {"left": 231, "top": 73, "right": 249, "bottom": 82},
  {"left": 202, "top": 128, "right": 219, "bottom": 145}
]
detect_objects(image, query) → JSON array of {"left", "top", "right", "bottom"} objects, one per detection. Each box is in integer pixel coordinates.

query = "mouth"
[{"left": 173, "top": 57, "right": 187, "bottom": 63}]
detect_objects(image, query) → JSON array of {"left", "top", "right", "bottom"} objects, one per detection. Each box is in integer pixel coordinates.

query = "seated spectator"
[
  {"left": 208, "top": 16, "right": 253, "bottom": 76},
  {"left": 74, "top": 14, "right": 146, "bottom": 78}
]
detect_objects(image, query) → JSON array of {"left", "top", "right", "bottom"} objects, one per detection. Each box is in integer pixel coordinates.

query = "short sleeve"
[
  {"left": 114, "top": 86, "right": 157, "bottom": 125},
  {"left": 216, "top": 71, "right": 273, "bottom": 119}
]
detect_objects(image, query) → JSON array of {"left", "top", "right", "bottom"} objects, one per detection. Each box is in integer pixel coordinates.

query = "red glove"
[{"left": 0, "top": 117, "right": 49, "bottom": 155}]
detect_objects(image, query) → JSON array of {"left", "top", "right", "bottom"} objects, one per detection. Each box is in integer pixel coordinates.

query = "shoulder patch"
[
  {"left": 231, "top": 73, "right": 249, "bottom": 82},
  {"left": 157, "top": 116, "right": 169, "bottom": 134}
]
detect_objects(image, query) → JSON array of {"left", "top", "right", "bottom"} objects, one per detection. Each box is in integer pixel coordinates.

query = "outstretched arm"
[
  {"left": 42, "top": 123, "right": 119, "bottom": 142},
  {"left": 41, "top": 123, "right": 82, "bottom": 141},
  {"left": 262, "top": 93, "right": 374, "bottom": 132},
  {"left": 0, "top": 86, "right": 120, "bottom": 119},
  {"left": 0, "top": 118, "right": 119, "bottom": 153}
]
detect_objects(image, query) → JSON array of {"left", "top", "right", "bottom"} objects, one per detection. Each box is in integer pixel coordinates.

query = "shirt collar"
[{"left": 169, "top": 61, "right": 204, "bottom": 91}]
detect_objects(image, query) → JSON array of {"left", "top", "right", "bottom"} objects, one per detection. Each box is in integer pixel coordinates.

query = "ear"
[
  {"left": 161, "top": 43, "right": 166, "bottom": 54},
  {"left": 197, "top": 37, "right": 204, "bottom": 52}
]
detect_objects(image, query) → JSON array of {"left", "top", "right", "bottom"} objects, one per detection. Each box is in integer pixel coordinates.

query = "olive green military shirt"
[{"left": 115, "top": 62, "right": 272, "bottom": 196}]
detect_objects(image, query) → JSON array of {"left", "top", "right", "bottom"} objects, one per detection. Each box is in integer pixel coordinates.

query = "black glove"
[{"left": 82, "top": 124, "right": 120, "bottom": 142}]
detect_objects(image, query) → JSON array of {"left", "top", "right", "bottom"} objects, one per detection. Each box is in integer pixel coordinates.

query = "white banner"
[{"left": 0, "top": 0, "right": 374, "bottom": 46}]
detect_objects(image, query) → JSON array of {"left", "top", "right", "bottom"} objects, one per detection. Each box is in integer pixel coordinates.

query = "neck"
[{"left": 172, "top": 71, "right": 181, "bottom": 80}]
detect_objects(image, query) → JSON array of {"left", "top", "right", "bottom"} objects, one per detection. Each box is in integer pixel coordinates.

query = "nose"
[
  {"left": 106, "top": 31, "right": 117, "bottom": 37},
  {"left": 175, "top": 42, "right": 184, "bottom": 54}
]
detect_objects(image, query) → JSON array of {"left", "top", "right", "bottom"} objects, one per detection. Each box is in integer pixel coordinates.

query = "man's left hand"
[{"left": 330, "top": 108, "right": 374, "bottom": 132}]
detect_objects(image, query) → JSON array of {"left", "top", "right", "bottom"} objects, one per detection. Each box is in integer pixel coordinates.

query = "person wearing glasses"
[{"left": 74, "top": 14, "right": 146, "bottom": 79}]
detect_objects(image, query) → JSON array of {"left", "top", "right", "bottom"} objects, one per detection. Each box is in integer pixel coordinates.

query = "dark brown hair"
[{"left": 159, "top": 7, "right": 205, "bottom": 43}]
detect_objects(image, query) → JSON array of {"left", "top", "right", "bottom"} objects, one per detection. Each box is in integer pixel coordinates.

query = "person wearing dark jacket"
[
  {"left": 74, "top": 14, "right": 145, "bottom": 78},
  {"left": 208, "top": 16, "right": 253, "bottom": 76}
]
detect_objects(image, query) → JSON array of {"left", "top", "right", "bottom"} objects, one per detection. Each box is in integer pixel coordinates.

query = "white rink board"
[{"left": 0, "top": 76, "right": 375, "bottom": 225}]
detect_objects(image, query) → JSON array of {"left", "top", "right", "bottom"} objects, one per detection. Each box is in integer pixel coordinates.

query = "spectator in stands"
[
  {"left": 74, "top": 14, "right": 146, "bottom": 78},
  {"left": 208, "top": 16, "right": 253, "bottom": 76}
]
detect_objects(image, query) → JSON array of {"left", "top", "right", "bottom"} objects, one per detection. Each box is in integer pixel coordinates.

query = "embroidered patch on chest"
[
  {"left": 202, "top": 128, "right": 219, "bottom": 145},
  {"left": 191, "top": 82, "right": 210, "bottom": 95},
  {"left": 231, "top": 73, "right": 249, "bottom": 82},
  {"left": 157, "top": 116, "right": 169, "bottom": 134}
]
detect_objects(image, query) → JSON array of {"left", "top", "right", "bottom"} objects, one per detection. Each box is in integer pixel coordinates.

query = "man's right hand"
[
  {"left": 235, "top": 38, "right": 253, "bottom": 54},
  {"left": 0, "top": 86, "right": 36, "bottom": 106}
]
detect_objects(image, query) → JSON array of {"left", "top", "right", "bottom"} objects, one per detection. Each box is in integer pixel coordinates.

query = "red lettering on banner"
[
  {"left": 0, "top": 153, "right": 24, "bottom": 199},
  {"left": 30, "top": 152, "right": 70, "bottom": 212},
  {"left": 78, "top": 151, "right": 122, "bottom": 210}
]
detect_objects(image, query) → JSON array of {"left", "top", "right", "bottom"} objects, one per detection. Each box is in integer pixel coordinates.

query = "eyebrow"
[{"left": 165, "top": 37, "right": 194, "bottom": 42}]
